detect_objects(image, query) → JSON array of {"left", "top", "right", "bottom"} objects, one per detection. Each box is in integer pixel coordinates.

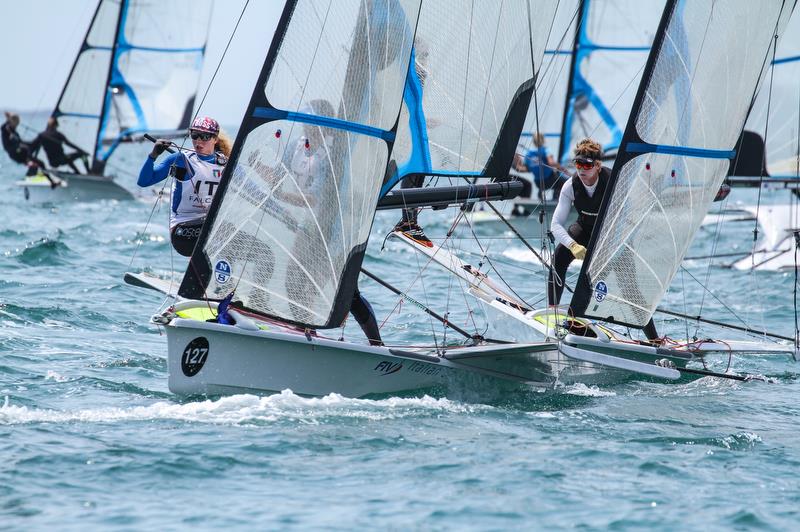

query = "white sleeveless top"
[{"left": 170, "top": 151, "right": 226, "bottom": 228}]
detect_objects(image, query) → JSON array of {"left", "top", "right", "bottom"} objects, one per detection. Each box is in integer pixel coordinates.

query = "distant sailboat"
[{"left": 17, "top": 0, "right": 213, "bottom": 202}]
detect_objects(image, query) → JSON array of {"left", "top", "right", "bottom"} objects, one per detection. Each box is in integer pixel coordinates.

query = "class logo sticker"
[
  {"left": 181, "top": 337, "right": 209, "bottom": 377},
  {"left": 594, "top": 280, "right": 608, "bottom": 303},
  {"left": 214, "top": 260, "right": 231, "bottom": 284}
]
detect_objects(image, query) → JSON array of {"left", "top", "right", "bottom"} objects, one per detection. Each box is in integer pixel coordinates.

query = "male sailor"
[
  {"left": 137, "top": 116, "right": 232, "bottom": 256},
  {"left": 548, "top": 138, "right": 660, "bottom": 344},
  {"left": 1, "top": 112, "right": 48, "bottom": 177},
  {"left": 29, "top": 117, "right": 91, "bottom": 174},
  {"left": 515, "top": 132, "right": 567, "bottom": 201}
]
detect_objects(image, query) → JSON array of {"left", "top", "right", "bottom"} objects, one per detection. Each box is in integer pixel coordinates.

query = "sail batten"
[{"left": 570, "top": 0, "right": 796, "bottom": 329}]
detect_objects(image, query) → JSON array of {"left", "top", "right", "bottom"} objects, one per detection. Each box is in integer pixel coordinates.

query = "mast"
[
  {"left": 92, "top": 0, "right": 126, "bottom": 173},
  {"left": 557, "top": 0, "right": 585, "bottom": 165}
]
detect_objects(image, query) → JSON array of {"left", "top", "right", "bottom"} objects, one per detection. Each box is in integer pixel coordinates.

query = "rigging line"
[
  {"left": 460, "top": 209, "right": 535, "bottom": 309},
  {"left": 676, "top": 264, "right": 764, "bottom": 333},
  {"left": 458, "top": 0, "right": 475, "bottom": 180},
  {"left": 484, "top": 200, "right": 549, "bottom": 266},
  {"left": 441, "top": 215, "right": 481, "bottom": 339},
  {"left": 361, "top": 268, "right": 489, "bottom": 342},
  {"left": 191, "top": 0, "right": 249, "bottom": 125},
  {"left": 751, "top": 34, "right": 781, "bottom": 264}
]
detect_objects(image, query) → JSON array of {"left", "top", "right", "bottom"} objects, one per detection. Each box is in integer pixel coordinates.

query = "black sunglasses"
[{"left": 190, "top": 131, "right": 215, "bottom": 141}]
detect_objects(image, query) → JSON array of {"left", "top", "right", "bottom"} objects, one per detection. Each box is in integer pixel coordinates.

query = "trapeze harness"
[{"left": 170, "top": 151, "right": 226, "bottom": 256}]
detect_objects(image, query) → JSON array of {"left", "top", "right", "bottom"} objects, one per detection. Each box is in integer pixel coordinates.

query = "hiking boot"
[{"left": 394, "top": 221, "right": 433, "bottom": 248}]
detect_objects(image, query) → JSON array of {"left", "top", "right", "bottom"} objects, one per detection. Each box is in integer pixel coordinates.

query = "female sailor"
[{"left": 138, "top": 116, "right": 232, "bottom": 256}]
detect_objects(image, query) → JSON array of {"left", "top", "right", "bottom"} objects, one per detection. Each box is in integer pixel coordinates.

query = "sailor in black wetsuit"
[
  {"left": 1, "top": 112, "right": 47, "bottom": 175},
  {"left": 548, "top": 138, "right": 660, "bottom": 343},
  {"left": 30, "top": 117, "right": 90, "bottom": 174}
]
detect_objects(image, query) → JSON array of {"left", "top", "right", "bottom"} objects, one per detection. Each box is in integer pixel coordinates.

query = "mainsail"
[
  {"left": 737, "top": 8, "right": 800, "bottom": 177},
  {"left": 380, "top": 0, "right": 559, "bottom": 195},
  {"left": 179, "top": 0, "right": 420, "bottom": 328},
  {"left": 570, "top": 0, "right": 796, "bottom": 328},
  {"left": 557, "top": 0, "right": 662, "bottom": 163},
  {"left": 53, "top": 0, "right": 213, "bottom": 171}
]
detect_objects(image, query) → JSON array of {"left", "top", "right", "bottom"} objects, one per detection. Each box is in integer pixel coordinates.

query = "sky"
[{"left": 0, "top": 0, "right": 284, "bottom": 127}]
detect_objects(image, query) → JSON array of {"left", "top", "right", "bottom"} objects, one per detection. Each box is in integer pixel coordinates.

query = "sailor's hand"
[
  {"left": 150, "top": 139, "right": 171, "bottom": 158},
  {"left": 569, "top": 242, "right": 587, "bottom": 260}
]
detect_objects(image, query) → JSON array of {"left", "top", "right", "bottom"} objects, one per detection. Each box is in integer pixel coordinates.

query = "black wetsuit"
[
  {"left": 351, "top": 288, "right": 383, "bottom": 346},
  {"left": 31, "top": 129, "right": 88, "bottom": 173}
]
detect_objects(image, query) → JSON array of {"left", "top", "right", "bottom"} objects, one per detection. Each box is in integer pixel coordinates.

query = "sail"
[
  {"left": 179, "top": 0, "right": 420, "bottom": 328},
  {"left": 521, "top": 0, "right": 580, "bottom": 150},
  {"left": 557, "top": 0, "right": 662, "bottom": 163},
  {"left": 54, "top": 0, "right": 213, "bottom": 168},
  {"left": 570, "top": 0, "right": 796, "bottom": 328},
  {"left": 739, "top": 9, "right": 800, "bottom": 177},
  {"left": 380, "top": 0, "right": 559, "bottom": 195}
]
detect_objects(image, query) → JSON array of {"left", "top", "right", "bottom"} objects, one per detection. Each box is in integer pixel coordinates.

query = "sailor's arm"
[
  {"left": 550, "top": 184, "right": 576, "bottom": 248},
  {"left": 138, "top": 152, "right": 182, "bottom": 187}
]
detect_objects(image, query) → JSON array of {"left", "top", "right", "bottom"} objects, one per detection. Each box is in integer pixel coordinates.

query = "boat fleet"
[{"left": 5, "top": 0, "right": 800, "bottom": 399}]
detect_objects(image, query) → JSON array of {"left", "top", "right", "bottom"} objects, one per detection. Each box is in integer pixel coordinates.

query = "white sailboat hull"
[
  {"left": 17, "top": 171, "right": 134, "bottom": 202},
  {"left": 160, "top": 301, "right": 665, "bottom": 398}
]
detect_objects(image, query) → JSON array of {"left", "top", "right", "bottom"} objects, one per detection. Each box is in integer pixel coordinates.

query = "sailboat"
[
  {"left": 396, "top": 0, "right": 799, "bottom": 369},
  {"left": 16, "top": 0, "right": 213, "bottom": 202},
  {"left": 132, "top": 0, "right": 680, "bottom": 398}
]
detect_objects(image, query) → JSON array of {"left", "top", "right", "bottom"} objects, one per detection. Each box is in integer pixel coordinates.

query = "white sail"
[
  {"left": 741, "top": 8, "right": 800, "bottom": 176},
  {"left": 54, "top": 0, "right": 213, "bottom": 168},
  {"left": 383, "top": 0, "right": 559, "bottom": 193},
  {"left": 571, "top": 0, "right": 795, "bottom": 328},
  {"left": 557, "top": 0, "right": 662, "bottom": 162},
  {"left": 180, "top": 0, "right": 420, "bottom": 328}
]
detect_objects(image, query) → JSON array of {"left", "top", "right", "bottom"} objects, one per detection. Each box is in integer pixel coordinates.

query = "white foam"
[
  {"left": 562, "top": 383, "right": 617, "bottom": 397},
  {"left": 0, "top": 391, "right": 490, "bottom": 426}
]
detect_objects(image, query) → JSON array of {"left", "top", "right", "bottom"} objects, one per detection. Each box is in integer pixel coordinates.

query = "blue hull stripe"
[
  {"left": 253, "top": 107, "right": 395, "bottom": 142},
  {"left": 627, "top": 142, "right": 735, "bottom": 159}
]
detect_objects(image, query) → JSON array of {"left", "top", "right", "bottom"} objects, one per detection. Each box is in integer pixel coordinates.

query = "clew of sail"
[
  {"left": 570, "top": 0, "right": 796, "bottom": 328},
  {"left": 380, "top": 0, "right": 559, "bottom": 196},
  {"left": 54, "top": 0, "right": 213, "bottom": 170},
  {"left": 178, "top": 0, "right": 420, "bottom": 329}
]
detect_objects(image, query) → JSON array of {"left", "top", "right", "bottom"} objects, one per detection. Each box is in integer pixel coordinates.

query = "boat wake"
[{"left": 0, "top": 391, "right": 491, "bottom": 426}]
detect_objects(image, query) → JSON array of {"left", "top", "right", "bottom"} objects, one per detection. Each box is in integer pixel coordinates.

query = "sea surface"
[{"left": 1, "top": 141, "right": 799, "bottom": 530}]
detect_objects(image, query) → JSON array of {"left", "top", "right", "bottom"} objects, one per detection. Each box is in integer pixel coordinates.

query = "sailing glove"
[
  {"left": 150, "top": 139, "right": 171, "bottom": 158},
  {"left": 569, "top": 242, "right": 587, "bottom": 260}
]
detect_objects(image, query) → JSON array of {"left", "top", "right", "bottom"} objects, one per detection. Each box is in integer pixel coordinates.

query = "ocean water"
[{"left": 1, "top": 144, "right": 799, "bottom": 530}]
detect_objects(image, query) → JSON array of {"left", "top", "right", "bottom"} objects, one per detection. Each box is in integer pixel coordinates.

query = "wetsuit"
[
  {"left": 1, "top": 121, "right": 45, "bottom": 173},
  {"left": 30, "top": 129, "right": 87, "bottom": 173},
  {"left": 548, "top": 167, "right": 659, "bottom": 341},
  {"left": 138, "top": 150, "right": 226, "bottom": 256}
]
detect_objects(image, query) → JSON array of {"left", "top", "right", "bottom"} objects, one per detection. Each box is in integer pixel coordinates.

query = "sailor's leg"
[
  {"left": 170, "top": 220, "right": 204, "bottom": 257},
  {"left": 548, "top": 244, "right": 574, "bottom": 305},
  {"left": 351, "top": 288, "right": 383, "bottom": 346}
]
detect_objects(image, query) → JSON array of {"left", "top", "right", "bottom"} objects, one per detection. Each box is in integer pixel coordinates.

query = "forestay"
[
  {"left": 381, "top": 0, "right": 559, "bottom": 195},
  {"left": 179, "top": 0, "right": 420, "bottom": 328},
  {"left": 571, "top": 0, "right": 796, "bottom": 328},
  {"left": 54, "top": 0, "right": 212, "bottom": 169}
]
